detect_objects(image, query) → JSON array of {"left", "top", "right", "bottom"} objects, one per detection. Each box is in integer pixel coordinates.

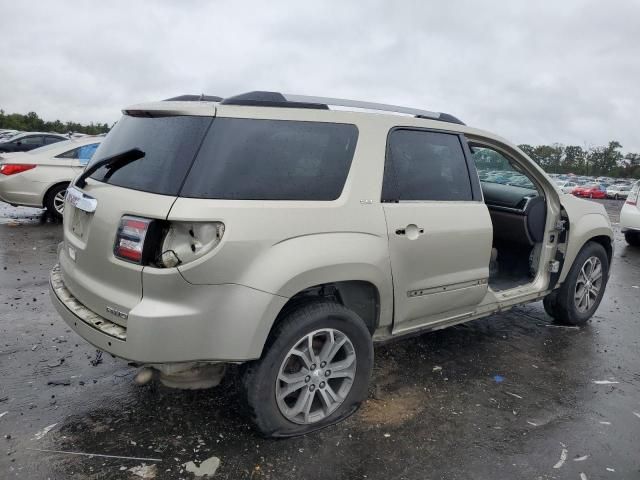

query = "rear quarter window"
[{"left": 181, "top": 118, "right": 358, "bottom": 200}]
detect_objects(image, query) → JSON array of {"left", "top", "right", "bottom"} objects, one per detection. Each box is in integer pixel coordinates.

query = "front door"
[{"left": 381, "top": 128, "right": 493, "bottom": 333}]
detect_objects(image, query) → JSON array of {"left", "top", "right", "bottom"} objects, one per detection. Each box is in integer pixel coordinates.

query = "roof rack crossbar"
[{"left": 283, "top": 94, "right": 441, "bottom": 120}]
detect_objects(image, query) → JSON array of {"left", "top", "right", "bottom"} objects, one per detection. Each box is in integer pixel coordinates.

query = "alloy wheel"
[
  {"left": 275, "top": 328, "right": 357, "bottom": 425},
  {"left": 574, "top": 256, "right": 603, "bottom": 313},
  {"left": 53, "top": 189, "right": 66, "bottom": 215}
]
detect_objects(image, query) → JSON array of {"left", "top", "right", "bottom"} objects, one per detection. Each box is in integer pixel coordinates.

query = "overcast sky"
[{"left": 1, "top": 1, "right": 638, "bottom": 150}]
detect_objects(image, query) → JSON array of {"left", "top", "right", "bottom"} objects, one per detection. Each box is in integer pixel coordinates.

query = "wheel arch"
[
  {"left": 42, "top": 180, "right": 70, "bottom": 206},
  {"left": 560, "top": 214, "right": 613, "bottom": 283}
]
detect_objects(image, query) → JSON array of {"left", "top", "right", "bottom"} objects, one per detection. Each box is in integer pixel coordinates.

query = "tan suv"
[{"left": 50, "top": 92, "right": 613, "bottom": 437}]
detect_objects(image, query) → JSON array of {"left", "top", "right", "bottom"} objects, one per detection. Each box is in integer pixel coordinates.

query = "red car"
[{"left": 572, "top": 183, "right": 607, "bottom": 199}]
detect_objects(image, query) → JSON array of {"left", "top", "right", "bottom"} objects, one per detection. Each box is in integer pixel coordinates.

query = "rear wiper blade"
[{"left": 75, "top": 148, "right": 145, "bottom": 188}]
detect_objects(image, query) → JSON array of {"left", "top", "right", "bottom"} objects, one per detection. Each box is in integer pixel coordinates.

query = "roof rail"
[
  {"left": 164, "top": 94, "right": 222, "bottom": 102},
  {"left": 221, "top": 91, "right": 465, "bottom": 125}
]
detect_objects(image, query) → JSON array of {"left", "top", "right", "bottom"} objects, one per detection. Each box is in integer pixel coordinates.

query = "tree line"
[
  {"left": 0, "top": 110, "right": 110, "bottom": 136},
  {"left": 518, "top": 141, "right": 640, "bottom": 179}
]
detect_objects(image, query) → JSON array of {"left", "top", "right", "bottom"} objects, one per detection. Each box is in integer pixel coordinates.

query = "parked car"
[
  {"left": 50, "top": 91, "right": 613, "bottom": 437},
  {"left": 606, "top": 184, "right": 632, "bottom": 200},
  {"left": 0, "top": 132, "right": 68, "bottom": 153},
  {"left": 0, "top": 136, "right": 101, "bottom": 217},
  {"left": 0, "top": 129, "right": 20, "bottom": 141},
  {"left": 555, "top": 180, "right": 578, "bottom": 194},
  {"left": 621, "top": 181, "right": 640, "bottom": 246},
  {"left": 572, "top": 183, "right": 607, "bottom": 199}
]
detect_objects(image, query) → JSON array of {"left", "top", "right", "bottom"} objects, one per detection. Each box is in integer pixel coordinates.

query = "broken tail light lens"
[
  {"left": 0, "top": 164, "right": 36, "bottom": 175},
  {"left": 114, "top": 216, "right": 153, "bottom": 264},
  {"left": 157, "top": 222, "right": 225, "bottom": 268}
]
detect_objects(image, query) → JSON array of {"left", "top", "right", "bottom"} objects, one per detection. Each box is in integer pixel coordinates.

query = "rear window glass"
[
  {"left": 181, "top": 118, "right": 358, "bottom": 200},
  {"left": 88, "top": 115, "right": 213, "bottom": 196}
]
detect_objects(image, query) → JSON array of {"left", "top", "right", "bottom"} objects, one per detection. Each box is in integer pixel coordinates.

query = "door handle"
[{"left": 395, "top": 224, "right": 424, "bottom": 239}]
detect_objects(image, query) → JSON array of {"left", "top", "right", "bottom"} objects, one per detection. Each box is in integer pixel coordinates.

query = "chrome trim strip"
[
  {"left": 50, "top": 264, "right": 127, "bottom": 340},
  {"left": 66, "top": 186, "right": 97, "bottom": 213}
]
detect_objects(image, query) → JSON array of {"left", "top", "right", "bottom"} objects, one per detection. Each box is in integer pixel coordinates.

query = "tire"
[
  {"left": 543, "top": 241, "right": 609, "bottom": 325},
  {"left": 242, "top": 301, "right": 373, "bottom": 437},
  {"left": 625, "top": 231, "right": 640, "bottom": 247},
  {"left": 44, "top": 183, "right": 68, "bottom": 219}
]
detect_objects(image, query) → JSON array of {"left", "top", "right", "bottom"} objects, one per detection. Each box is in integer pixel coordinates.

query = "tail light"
[
  {"left": 0, "top": 164, "right": 36, "bottom": 175},
  {"left": 113, "top": 215, "right": 225, "bottom": 266},
  {"left": 114, "top": 216, "right": 154, "bottom": 264},
  {"left": 627, "top": 188, "right": 639, "bottom": 206}
]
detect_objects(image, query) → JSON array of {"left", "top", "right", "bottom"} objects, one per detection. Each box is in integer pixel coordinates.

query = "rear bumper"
[{"left": 50, "top": 264, "right": 287, "bottom": 364}]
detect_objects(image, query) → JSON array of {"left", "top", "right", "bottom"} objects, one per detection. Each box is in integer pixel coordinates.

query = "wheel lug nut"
[
  {"left": 310, "top": 364, "right": 316, "bottom": 370},
  {"left": 319, "top": 381, "right": 325, "bottom": 388},
  {"left": 320, "top": 361, "right": 326, "bottom": 368},
  {"left": 325, "top": 370, "right": 331, "bottom": 376},
  {"left": 309, "top": 385, "right": 315, "bottom": 391},
  {"left": 305, "top": 375, "right": 311, "bottom": 383}
]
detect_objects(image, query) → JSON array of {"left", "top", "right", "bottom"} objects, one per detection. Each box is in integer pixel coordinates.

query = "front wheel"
[
  {"left": 543, "top": 241, "right": 609, "bottom": 325},
  {"left": 242, "top": 301, "right": 373, "bottom": 437}
]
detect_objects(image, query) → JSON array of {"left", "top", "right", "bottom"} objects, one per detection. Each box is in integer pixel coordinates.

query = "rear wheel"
[
  {"left": 625, "top": 231, "right": 640, "bottom": 247},
  {"left": 543, "top": 241, "right": 609, "bottom": 325},
  {"left": 44, "top": 183, "right": 68, "bottom": 219},
  {"left": 242, "top": 301, "right": 373, "bottom": 437}
]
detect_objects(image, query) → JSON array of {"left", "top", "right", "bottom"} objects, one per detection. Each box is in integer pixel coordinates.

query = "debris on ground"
[
  {"left": 90, "top": 350, "right": 104, "bottom": 366},
  {"left": 592, "top": 380, "right": 619, "bottom": 385},
  {"left": 27, "top": 447, "right": 162, "bottom": 462},
  {"left": 33, "top": 423, "right": 57, "bottom": 440},
  {"left": 0, "top": 411, "right": 8, "bottom": 418},
  {"left": 505, "top": 391, "right": 523, "bottom": 399},
  {"left": 47, "top": 359, "right": 65, "bottom": 368},
  {"left": 183, "top": 456, "right": 221, "bottom": 477},
  {"left": 47, "top": 380, "right": 71, "bottom": 386},
  {"left": 128, "top": 464, "right": 157, "bottom": 479},
  {"left": 493, "top": 375, "right": 505, "bottom": 383},
  {"left": 574, "top": 455, "right": 589, "bottom": 462},
  {"left": 553, "top": 447, "right": 568, "bottom": 469},
  {"left": 599, "top": 421, "right": 611, "bottom": 425},
  {"left": 580, "top": 473, "right": 588, "bottom": 480},
  {"left": 606, "top": 467, "right": 615, "bottom": 472},
  {"left": 432, "top": 366, "right": 442, "bottom": 372},
  {"left": 633, "top": 412, "right": 640, "bottom": 419}
]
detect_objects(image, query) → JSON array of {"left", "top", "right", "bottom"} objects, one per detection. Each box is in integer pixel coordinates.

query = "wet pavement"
[{"left": 1, "top": 199, "right": 639, "bottom": 479}]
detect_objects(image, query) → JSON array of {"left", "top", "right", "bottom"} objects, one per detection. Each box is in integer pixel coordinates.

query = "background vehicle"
[
  {"left": 621, "top": 181, "right": 640, "bottom": 246},
  {"left": 50, "top": 92, "right": 613, "bottom": 437},
  {"left": 555, "top": 180, "right": 578, "bottom": 193},
  {"left": 0, "top": 136, "right": 101, "bottom": 217},
  {"left": 606, "top": 184, "right": 631, "bottom": 199},
  {"left": 572, "top": 183, "right": 607, "bottom": 199},
  {"left": 0, "top": 132, "right": 68, "bottom": 152}
]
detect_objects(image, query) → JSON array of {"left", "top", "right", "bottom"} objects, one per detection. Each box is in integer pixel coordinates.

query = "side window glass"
[
  {"left": 57, "top": 147, "right": 79, "bottom": 159},
  {"left": 77, "top": 144, "right": 99, "bottom": 165},
  {"left": 382, "top": 130, "right": 473, "bottom": 201},
  {"left": 21, "top": 136, "right": 43, "bottom": 145},
  {"left": 471, "top": 146, "right": 537, "bottom": 190},
  {"left": 44, "top": 136, "right": 62, "bottom": 145}
]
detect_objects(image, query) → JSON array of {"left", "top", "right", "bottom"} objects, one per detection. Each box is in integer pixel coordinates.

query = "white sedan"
[
  {"left": 555, "top": 180, "right": 578, "bottom": 194},
  {"left": 621, "top": 181, "right": 640, "bottom": 246},
  {"left": 606, "top": 184, "right": 632, "bottom": 200},
  {"left": 0, "top": 136, "right": 102, "bottom": 217}
]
